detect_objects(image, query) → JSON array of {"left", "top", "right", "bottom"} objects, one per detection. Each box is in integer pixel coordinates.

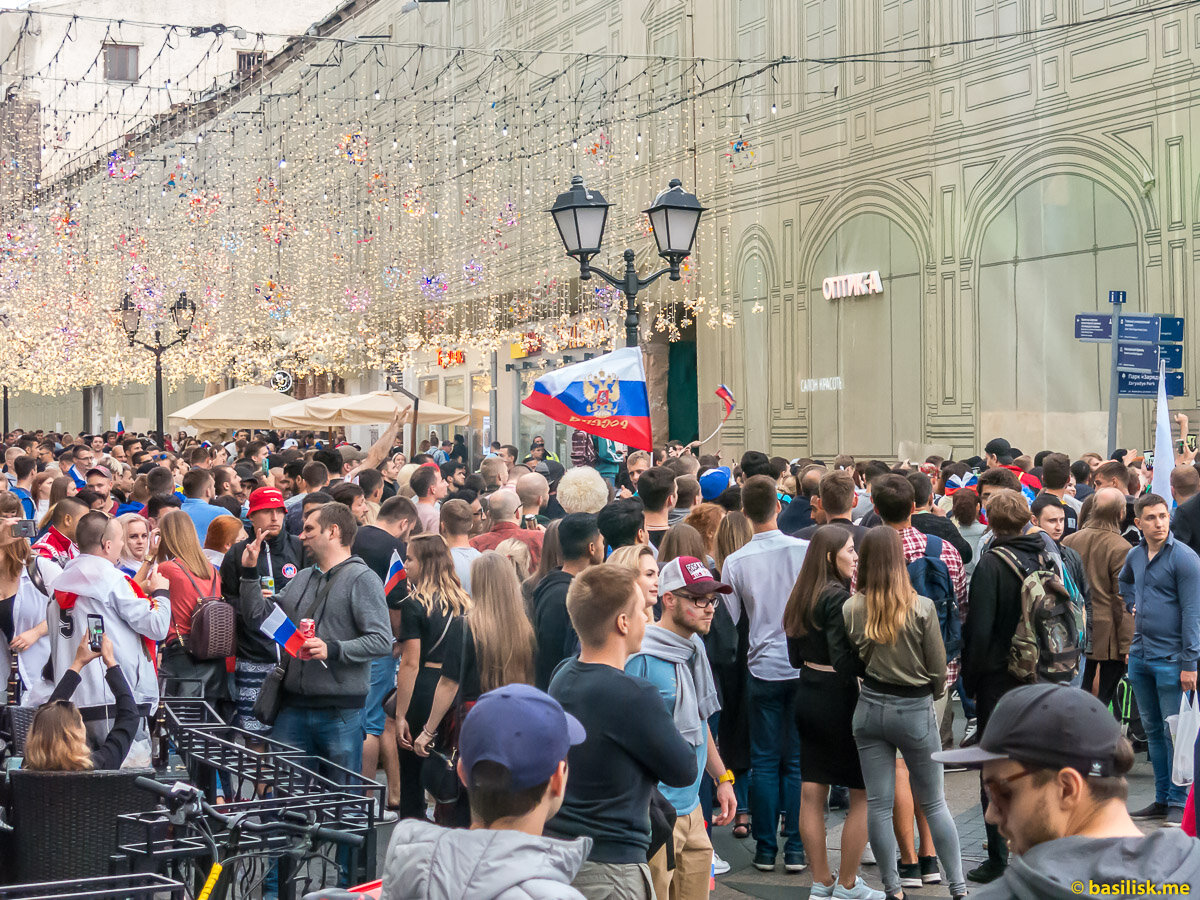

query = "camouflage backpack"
[{"left": 990, "top": 547, "right": 1082, "bottom": 684}]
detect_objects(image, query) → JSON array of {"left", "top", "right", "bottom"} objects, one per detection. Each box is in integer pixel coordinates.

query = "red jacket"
[{"left": 470, "top": 522, "right": 544, "bottom": 567}]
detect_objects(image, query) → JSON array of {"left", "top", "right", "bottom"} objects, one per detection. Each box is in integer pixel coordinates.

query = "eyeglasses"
[
  {"left": 683, "top": 593, "right": 719, "bottom": 609},
  {"left": 982, "top": 767, "right": 1037, "bottom": 810}
]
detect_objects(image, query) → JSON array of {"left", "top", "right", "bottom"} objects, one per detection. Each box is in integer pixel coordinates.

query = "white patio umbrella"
[
  {"left": 167, "top": 384, "right": 289, "bottom": 430},
  {"left": 301, "top": 391, "right": 470, "bottom": 426},
  {"left": 267, "top": 393, "right": 349, "bottom": 428}
]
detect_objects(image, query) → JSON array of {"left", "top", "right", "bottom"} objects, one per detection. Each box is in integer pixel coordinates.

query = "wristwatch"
[{"left": 718, "top": 769, "right": 735, "bottom": 786}]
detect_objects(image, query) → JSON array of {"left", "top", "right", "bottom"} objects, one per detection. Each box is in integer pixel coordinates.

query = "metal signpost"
[{"left": 1074, "top": 291, "right": 1185, "bottom": 456}]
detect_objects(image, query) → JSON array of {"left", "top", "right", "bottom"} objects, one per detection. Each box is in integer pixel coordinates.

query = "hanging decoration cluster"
[{"left": 0, "top": 4, "right": 802, "bottom": 393}]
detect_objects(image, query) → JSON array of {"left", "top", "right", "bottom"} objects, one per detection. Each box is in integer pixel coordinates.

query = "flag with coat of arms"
[{"left": 521, "top": 346, "right": 653, "bottom": 451}]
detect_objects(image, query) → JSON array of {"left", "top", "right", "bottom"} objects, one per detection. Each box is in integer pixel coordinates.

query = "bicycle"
[{"left": 133, "top": 777, "right": 365, "bottom": 900}]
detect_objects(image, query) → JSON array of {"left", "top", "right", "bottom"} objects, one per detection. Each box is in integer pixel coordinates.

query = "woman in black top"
[
  {"left": 24, "top": 635, "right": 138, "bottom": 771},
  {"left": 783, "top": 524, "right": 873, "bottom": 898},
  {"left": 391, "top": 534, "right": 471, "bottom": 819},
  {"left": 413, "top": 551, "right": 535, "bottom": 825}
]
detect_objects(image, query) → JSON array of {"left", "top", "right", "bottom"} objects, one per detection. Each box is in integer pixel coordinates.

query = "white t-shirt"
[{"left": 450, "top": 545, "right": 482, "bottom": 595}]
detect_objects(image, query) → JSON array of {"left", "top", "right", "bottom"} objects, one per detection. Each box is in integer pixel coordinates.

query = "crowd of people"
[{"left": 2, "top": 421, "right": 1200, "bottom": 899}]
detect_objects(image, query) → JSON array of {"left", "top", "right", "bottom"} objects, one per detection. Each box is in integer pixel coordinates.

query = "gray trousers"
[{"left": 852, "top": 686, "right": 966, "bottom": 896}]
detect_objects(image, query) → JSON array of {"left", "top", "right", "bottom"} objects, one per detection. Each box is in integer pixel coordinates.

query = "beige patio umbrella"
[
  {"left": 267, "top": 393, "right": 349, "bottom": 428},
  {"left": 167, "top": 384, "right": 289, "bottom": 430},
  {"left": 302, "top": 391, "right": 469, "bottom": 426}
]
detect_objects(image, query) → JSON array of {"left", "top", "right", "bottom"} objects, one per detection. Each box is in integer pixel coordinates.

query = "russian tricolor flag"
[
  {"left": 385, "top": 550, "right": 407, "bottom": 595},
  {"left": 715, "top": 384, "right": 736, "bottom": 419},
  {"left": 259, "top": 605, "right": 306, "bottom": 657},
  {"left": 522, "top": 347, "right": 653, "bottom": 451}
]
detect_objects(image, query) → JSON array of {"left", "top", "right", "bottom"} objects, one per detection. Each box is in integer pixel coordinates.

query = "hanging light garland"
[{"left": 0, "top": 8, "right": 828, "bottom": 394}]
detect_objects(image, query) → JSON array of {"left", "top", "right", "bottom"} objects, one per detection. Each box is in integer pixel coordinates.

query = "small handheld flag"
[
  {"left": 385, "top": 549, "right": 407, "bottom": 595},
  {"left": 715, "top": 384, "right": 736, "bottom": 420},
  {"left": 522, "top": 347, "right": 653, "bottom": 451},
  {"left": 695, "top": 384, "right": 738, "bottom": 447},
  {"left": 259, "top": 605, "right": 306, "bottom": 657}
]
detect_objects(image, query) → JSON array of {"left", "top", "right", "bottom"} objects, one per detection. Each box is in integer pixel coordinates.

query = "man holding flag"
[{"left": 237, "top": 501, "right": 393, "bottom": 779}]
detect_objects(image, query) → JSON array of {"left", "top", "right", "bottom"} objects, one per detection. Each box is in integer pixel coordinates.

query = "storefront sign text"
[
  {"left": 437, "top": 348, "right": 465, "bottom": 368},
  {"left": 823, "top": 271, "right": 883, "bottom": 300}
]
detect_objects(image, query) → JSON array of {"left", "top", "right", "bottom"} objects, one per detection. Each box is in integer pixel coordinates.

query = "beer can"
[
  {"left": 299, "top": 618, "right": 316, "bottom": 640},
  {"left": 260, "top": 574, "right": 276, "bottom": 596}
]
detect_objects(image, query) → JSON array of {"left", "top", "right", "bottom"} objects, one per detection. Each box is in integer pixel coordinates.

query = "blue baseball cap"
[
  {"left": 459, "top": 683, "right": 586, "bottom": 790},
  {"left": 699, "top": 466, "right": 733, "bottom": 501}
]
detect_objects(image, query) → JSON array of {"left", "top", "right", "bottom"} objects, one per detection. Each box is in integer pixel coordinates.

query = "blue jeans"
[
  {"left": 1127, "top": 654, "right": 1188, "bottom": 807},
  {"left": 955, "top": 674, "right": 976, "bottom": 719},
  {"left": 747, "top": 676, "right": 801, "bottom": 857},
  {"left": 272, "top": 705, "right": 365, "bottom": 780}
]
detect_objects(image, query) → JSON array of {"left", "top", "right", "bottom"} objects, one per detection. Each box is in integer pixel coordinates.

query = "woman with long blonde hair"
[
  {"left": 713, "top": 510, "right": 753, "bottom": 577},
  {"left": 155, "top": 509, "right": 228, "bottom": 703},
  {"left": 390, "top": 533, "right": 471, "bottom": 820},
  {"left": 842, "top": 527, "right": 964, "bottom": 900},
  {"left": 414, "top": 551, "right": 534, "bottom": 746},
  {"left": 413, "top": 550, "right": 535, "bottom": 826},
  {"left": 25, "top": 633, "right": 138, "bottom": 771}
]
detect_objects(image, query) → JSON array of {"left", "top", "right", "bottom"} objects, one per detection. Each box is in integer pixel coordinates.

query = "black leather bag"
[
  {"left": 252, "top": 571, "right": 324, "bottom": 727},
  {"left": 252, "top": 661, "right": 287, "bottom": 726},
  {"left": 420, "top": 615, "right": 468, "bottom": 804}
]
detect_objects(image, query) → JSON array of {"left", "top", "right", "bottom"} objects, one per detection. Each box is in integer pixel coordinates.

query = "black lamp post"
[
  {"left": 119, "top": 291, "right": 196, "bottom": 441},
  {"left": 549, "top": 176, "right": 705, "bottom": 347}
]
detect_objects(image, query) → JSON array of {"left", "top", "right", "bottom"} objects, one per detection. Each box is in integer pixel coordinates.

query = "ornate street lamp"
[
  {"left": 549, "top": 176, "right": 705, "bottom": 347},
  {"left": 118, "top": 291, "right": 196, "bottom": 441}
]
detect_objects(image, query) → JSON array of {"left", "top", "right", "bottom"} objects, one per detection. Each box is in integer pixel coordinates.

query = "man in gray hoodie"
[
  {"left": 934, "top": 684, "right": 1200, "bottom": 899},
  {"left": 381, "top": 683, "right": 591, "bottom": 900},
  {"left": 239, "top": 501, "right": 392, "bottom": 776}
]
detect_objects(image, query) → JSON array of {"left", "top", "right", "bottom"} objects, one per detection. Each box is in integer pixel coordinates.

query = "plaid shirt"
[{"left": 898, "top": 527, "right": 968, "bottom": 685}]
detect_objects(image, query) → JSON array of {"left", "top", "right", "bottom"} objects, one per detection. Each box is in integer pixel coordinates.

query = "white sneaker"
[
  {"left": 711, "top": 852, "right": 731, "bottom": 876},
  {"left": 860, "top": 843, "right": 876, "bottom": 865},
  {"left": 833, "top": 876, "right": 887, "bottom": 900},
  {"left": 377, "top": 807, "right": 399, "bottom": 825},
  {"left": 811, "top": 878, "right": 837, "bottom": 899}
]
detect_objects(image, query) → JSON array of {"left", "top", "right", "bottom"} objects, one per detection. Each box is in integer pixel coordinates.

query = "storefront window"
[
  {"left": 517, "top": 368, "right": 570, "bottom": 462},
  {"left": 471, "top": 371, "right": 492, "bottom": 463},
  {"left": 419, "top": 377, "right": 440, "bottom": 447}
]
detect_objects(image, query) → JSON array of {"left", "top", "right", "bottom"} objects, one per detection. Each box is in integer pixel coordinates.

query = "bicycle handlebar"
[{"left": 133, "top": 776, "right": 366, "bottom": 849}]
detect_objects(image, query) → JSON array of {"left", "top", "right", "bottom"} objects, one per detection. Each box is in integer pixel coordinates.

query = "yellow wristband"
[{"left": 718, "top": 770, "right": 735, "bottom": 786}]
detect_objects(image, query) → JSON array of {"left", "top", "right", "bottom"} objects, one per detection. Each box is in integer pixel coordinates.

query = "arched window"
[
  {"left": 977, "top": 174, "right": 1138, "bottom": 430},
  {"left": 807, "top": 212, "right": 922, "bottom": 457}
]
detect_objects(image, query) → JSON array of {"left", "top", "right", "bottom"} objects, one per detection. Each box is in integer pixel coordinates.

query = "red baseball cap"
[
  {"left": 659, "top": 556, "right": 732, "bottom": 596},
  {"left": 247, "top": 487, "right": 286, "bottom": 515}
]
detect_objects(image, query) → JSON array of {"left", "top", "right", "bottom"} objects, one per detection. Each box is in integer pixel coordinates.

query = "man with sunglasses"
[
  {"left": 626, "top": 557, "right": 739, "bottom": 900},
  {"left": 933, "top": 685, "right": 1200, "bottom": 898}
]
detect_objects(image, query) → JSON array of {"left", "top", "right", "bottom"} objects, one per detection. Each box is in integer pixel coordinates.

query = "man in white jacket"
[{"left": 48, "top": 511, "right": 170, "bottom": 762}]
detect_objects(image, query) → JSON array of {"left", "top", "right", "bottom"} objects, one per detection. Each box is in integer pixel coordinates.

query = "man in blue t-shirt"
[{"left": 625, "top": 557, "right": 737, "bottom": 900}]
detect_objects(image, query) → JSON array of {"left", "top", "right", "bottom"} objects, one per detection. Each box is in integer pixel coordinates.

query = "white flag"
[{"left": 1152, "top": 360, "right": 1173, "bottom": 503}]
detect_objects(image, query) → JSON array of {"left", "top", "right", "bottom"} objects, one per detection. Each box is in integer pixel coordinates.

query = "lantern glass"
[
  {"left": 119, "top": 295, "right": 140, "bottom": 337},
  {"left": 548, "top": 175, "right": 610, "bottom": 258},
  {"left": 171, "top": 292, "right": 195, "bottom": 334},
  {"left": 644, "top": 179, "right": 705, "bottom": 262}
]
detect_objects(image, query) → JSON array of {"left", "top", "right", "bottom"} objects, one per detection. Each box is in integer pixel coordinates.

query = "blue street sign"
[
  {"left": 1109, "top": 290, "right": 1127, "bottom": 304},
  {"left": 1119, "top": 314, "right": 1161, "bottom": 343},
  {"left": 1161, "top": 316, "right": 1184, "bottom": 342},
  {"left": 1075, "top": 313, "right": 1112, "bottom": 342},
  {"left": 1118, "top": 344, "right": 1184, "bottom": 372},
  {"left": 1118, "top": 370, "right": 1184, "bottom": 397}
]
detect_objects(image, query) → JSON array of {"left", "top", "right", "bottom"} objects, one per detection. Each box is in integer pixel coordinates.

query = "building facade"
[
  {"left": 2, "top": 0, "right": 1197, "bottom": 461},
  {"left": 698, "top": 0, "right": 1199, "bottom": 460}
]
